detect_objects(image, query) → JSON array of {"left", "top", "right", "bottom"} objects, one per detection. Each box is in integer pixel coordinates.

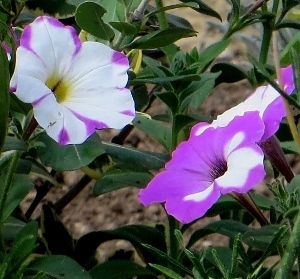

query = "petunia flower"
[
  {"left": 191, "top": 65, "right": 294, "bottom": 142},
  {"left": 10, "top": 16, "right": 135, "bottom": 145},
  {"left": 139, "top": 112, "right": 266, "bottom": 223}
]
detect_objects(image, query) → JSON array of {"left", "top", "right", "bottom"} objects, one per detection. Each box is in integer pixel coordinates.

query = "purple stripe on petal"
[
  {"left": 121, "top": 110, "right": 135, "bottom": 117},
  {"left": 32, "top": 92, "right": 52, "bottom": 107},
  {"left": 58, "top": 127, "right": 70, "bottom": 145},
  {"left": 112, "top": 51, "right": 129, "bottom": 66},
  {"left": 21, "top": 25, "right": 33, "bottom": 52},
  {"left": 66, "top": 26, "right": 82, "bottom": 57},
  {"left": 10, "top": 86, "right": 17, "bottom": 92},
  {"left": 69, "top": 109, "right": 109, "bottom": 136}
]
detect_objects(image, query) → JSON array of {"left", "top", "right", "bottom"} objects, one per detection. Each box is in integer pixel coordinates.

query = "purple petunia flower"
[
  {"left": 10, "top": 16, "right": 135, "bottom": 145},
  {"left": 139, "top": 112, "right": 266, "bottom": 223},
  {"left": 191, "top": 65, "right": 294, "bottom": 142}
]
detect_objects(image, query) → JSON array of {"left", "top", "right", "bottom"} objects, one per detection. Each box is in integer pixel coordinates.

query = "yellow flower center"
[{"left": 46, "top": 76, "right": 71, "bottom": 103}]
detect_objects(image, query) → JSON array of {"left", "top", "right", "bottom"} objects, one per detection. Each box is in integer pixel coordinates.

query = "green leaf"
[
  {"left": 40, "top": 204, "right": 74, "bottom": 257},
  {"left": 74, "top": 225, "right": 167, "bottom": 267},
  {"left": 109, "top": 21, "right": 137, "bottom": 35},
  {"left": 142, "top": 244, "right": 193, "bottom": 276},
  {"left": 90, "top": 260, "right": 155, "bottom": 279},
  {"left": 149, "top": 263, "right": 184, "bottom": 279},
  {"left": 3, "top": 222, "right": 38, "bottom": 278},
  {"left": 36, "top": 133, "right": 105, "bottom": 171},
  {"left": 187, "top": 220, "right": 250, "bottom": 249},
  {"left": 27, "top": 255, "right": 92, "bottom": 279},
  {"left": 290, "top": 48, "right": 300, "bottom": 102},
  {"left": 276, "top": 19, "right": 300, "bottom": 30},
  {"left": 197, "top": 39, "right": 230, "bottom": 71},
  {"left": 10, "top": 93, "right": 31, "bottom": 115},
  {"left": 131, "top": 84, "right": 150, "bottom": 111},
  {"left": 203, "top": 247, "right": 233, "bottom": 275},
  {"left": 2, "top": 137, "right": 28, "bottom": 152},
  {"left": 124, "top": 27, "right": 197, "bottom": 49},
  {"left": 180, "top": 72, "right": 220, "bottom": 110},
  {"left": 1, "top": 174, "right": 34, "bottom": 223},
  {"left": 132, "top": 114, "right": 171, "bottom": 151},
  {"left": 280, "top": 141, "right": 298, "bottom": 153},
  {"left": 75, "top": 1, "right": 115, "bottom": 41},
  {"left": 1, "top": 216, "right": 26, "bottom": 244},
  {"left": 156, "top": 91, "right": 179, "bottom": 113},
  {"left": 210, "top": 62, "right": 247, "bottom": 84},
  {"left": 99, "top": 0, "right": 126, "bottom": 24},
  {"left": 179, "top": 0, "right": 222, "bottom": 21},
  {"left": 102, "top": 142, "right": 168, "bottom": 170},
  {"left": 280, "top": 31, "right": 300, "bottom": 65},
  {"left": 93, "top": 168, "right": 152, "bottom": 195},
  {"left": 131, "top": 73, "right": 201, "bottom": 86},
  {"left": 25, "top": 0, "right": 76, "bottom": 18},
  {"left": 0, "top": 44, "right": 9, "bottom": 153},
  {"left": 242, "top": 225, "right": 282, "bottom": 250}
]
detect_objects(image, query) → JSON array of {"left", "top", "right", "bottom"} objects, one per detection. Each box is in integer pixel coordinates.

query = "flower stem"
[
  {"left": 231, "top": 192, "right": 269, "bottom": 226},
  {"left": 166, "top": 215, "right": 180, "bottom": 259},
  {"left": 23, "top": 117, "right": 38, "bottom": 141},
  {"left": 274, "top": 207, "right": 300, "bottom": 279},
  {"left": 259, "top": 24, "right": 272, "bottom": 64},
  {"left": 52, "top": 174, "right": 92, "bottom": 213}
]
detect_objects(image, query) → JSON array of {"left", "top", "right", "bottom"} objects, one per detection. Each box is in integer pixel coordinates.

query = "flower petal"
[
  {"left": 165, "top": 186, "right": 220, "bottom": 223},
  {"left": 64, "top": 42, "right": 129, "bottom": 89},
  {"left": 33, "top": 93, "right": 94, "bottom": 145},
  {"left": 12, "top": 73, "right": 51, "bottom": 103},
  {"left": 281, "top": 65, "right": 294, "bottom": 94},
  {"left": 139, "top": 170, "right": 212, "bottom": 206},
  {"left": 216, "top": 147, "right": 265, "bottom": 193},
  {"left": 63, "top": 87, "right": 135, "bottom": 130},
  {"left": 20, "top": 16, "right": 81, "bottom": 77}
]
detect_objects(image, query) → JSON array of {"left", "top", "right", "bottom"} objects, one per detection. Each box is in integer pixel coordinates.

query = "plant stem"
[
  {"left": 23, "top": 117, "right": 38, "bottom": 141},
  {"left": 167, "top": 215, "right": 180, "bottom": 259},
  {"left": 155, "top": 0, "right": 168, "bottom": 29},
  {"left": 133, "top": 0, "right": 150, "bottom": 20},
  {"left": 25, "top": 170, "right": 56, "bottom": 220},
  {"left": 246, "top": 0, "right": 271, "bottom": 14},
  {"left": 274, "top": 207, "right": 300, "bottom": 278},
  {"left": 259, "top": 24, "right": 272, "bottom": 64},
  {"left": 52, "top": 174, "right": 92, "bottom": 213}
]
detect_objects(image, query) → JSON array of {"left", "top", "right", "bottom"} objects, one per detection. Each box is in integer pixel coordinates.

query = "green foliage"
[
  {"left": 75, "top": 2, "right": 114, "bottom": 41},
  {"left": 0, "top": 44, "right": 9, "bottom": 152},
  {"left": 90, "top": 260, "right": 156, "bottom": 279},
  {"left": 36, "top": 133, "right": 105, "bottom": 170}
]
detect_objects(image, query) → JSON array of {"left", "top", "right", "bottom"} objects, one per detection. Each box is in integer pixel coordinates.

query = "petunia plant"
[{"left": 2, "top": 0, "right": 300, "bottom": 278}]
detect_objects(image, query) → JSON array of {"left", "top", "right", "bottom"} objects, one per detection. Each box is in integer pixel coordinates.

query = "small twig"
[
  {"left": 52, "top": 175, "right": 92, "bottom": 214},
  {"left": 25, "top": 170, "right": 56, "bottom": 220},
  {"left": 246, "top": 0, "right": 270, "bottom": 14},
  {"left": 133, "top": 0, "right": 150, "bottom": 20},
  {"left": 231, "top": 192, "right": 269, "bottom": 226}
]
